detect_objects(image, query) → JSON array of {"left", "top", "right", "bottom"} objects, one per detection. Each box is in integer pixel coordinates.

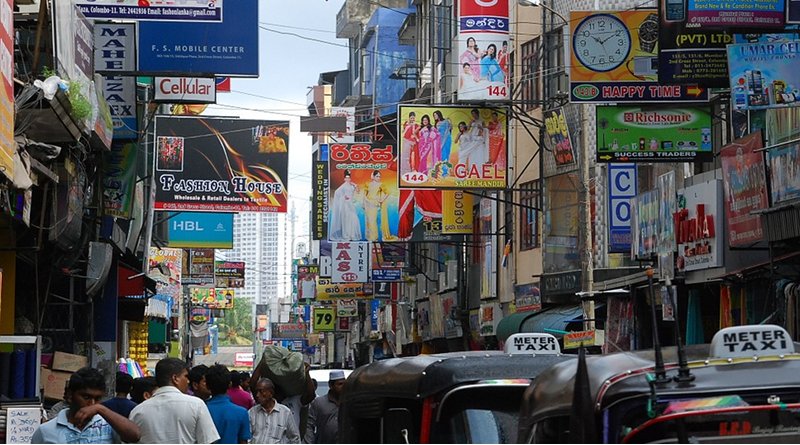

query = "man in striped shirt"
[{"left": 249, "top": 378, "right": 300, "bottom": 444}]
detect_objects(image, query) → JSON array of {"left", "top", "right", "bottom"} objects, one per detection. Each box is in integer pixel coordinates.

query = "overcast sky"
[{"left": 206, "top": 0, "right": 348, "bottom": 232}]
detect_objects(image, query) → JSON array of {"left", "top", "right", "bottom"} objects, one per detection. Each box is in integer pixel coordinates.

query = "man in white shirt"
[
  {"left": 129, "top": 358, "right": 220, "bottom": 444},
  {"left": 248, "top": 378, "right": 300, "bottom": 444}
]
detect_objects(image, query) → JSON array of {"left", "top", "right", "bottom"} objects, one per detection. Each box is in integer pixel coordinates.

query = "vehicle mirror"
[{"left": 383, "top": 408, "right": 413, "bottom": 444}]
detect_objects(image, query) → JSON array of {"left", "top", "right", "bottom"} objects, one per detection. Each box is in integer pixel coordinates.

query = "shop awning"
[
  {"left": 496, "top": 310, "right": 543, "bottom": 342},
  {"left": 497, "top": 305, "right": 586, "bottom": 342}
]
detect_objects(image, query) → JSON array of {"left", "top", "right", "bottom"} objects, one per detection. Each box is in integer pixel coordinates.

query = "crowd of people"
[{"left": 31, "top": 357, "right": 347, "bottom": 444}]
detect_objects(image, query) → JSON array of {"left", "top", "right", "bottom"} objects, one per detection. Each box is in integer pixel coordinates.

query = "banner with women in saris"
[
  {"left": 398, "top": 105, "right": 508, "bottom": 189},
  {"left": 327, "top": 143, "right": 400, "bottom": 242}
]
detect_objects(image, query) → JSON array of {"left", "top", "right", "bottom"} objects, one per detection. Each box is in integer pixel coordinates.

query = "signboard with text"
[
  {"left": 728, "top": 40, "right": 800, "bottom": 111},
  {"left": 312, "top": 158, "right": 329, "bottom": 240},
  {"left": 77, "top": 0, "right": 223, "bottom": 22},
  {"left": 0, "top": 0, "right": 13, "bottom": 183},
  {"left": 331, "top": 242, "right": 370, "bottom": 284},
  {"left": 676, "top": 180, "right": 723, "bottom": 272},
  {"left": 457, "top": 0, "right": 509, "bottom": 101},
  {"left": 543, "top": 108, "right": 576, "bottom": 166},
  {"left": 720, "top": 131, "right": 769, "bottom": 247},
  {"left": 686, "top": 0, "right": 784, "bottom": 29},
  {"left": 166, "top": 212, "right": 233, "bottom": 249},
  {"left": 608, "top": 164, "right": 637, "bottom": 253}
]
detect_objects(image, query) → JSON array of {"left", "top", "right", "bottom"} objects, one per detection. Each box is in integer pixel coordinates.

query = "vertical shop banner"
[
  {"left": 154, "top": 117, "right": 289, "bottom": 212},
  {"left": 148, "top": 247, "right": 183, "bottom": 304},
  {"left": 608, "top": 164, "right": 637, "bottom": 253},
  {"left": 184, "top": 248, "right": 215, "bottom": 285},
  {"left": 728, "top": 41, "right": 800, "bottom": 111},
  {"left": 442, "top": 190, "right": 474, "bottom": 234},
  {"left": 94, "top": 22, "right": 138, "bottom": 139},
  {"left": 166, "top": 212, "right": 234, "bottom": 248},
  {"left": 77, "top": 0, "right": 223, "bottom": 21},
  {"left": 479, "top": 198, "right": 497, "bottom": 300},
  {"left": 214, "top": 261, "right": 245, "bottom": 288},
  {"left": 457, "top": 0, "right": 509, "bottom": 101},
  {"left": 675, "top": 180, "right": 724, "bottom": 272},
  {"left": 0, "top": 0, "right": 13, "bottom": 183},
  {"left": 297, "top": 265, "right": 319, "bottom": 300},
  {"left": 720, "top": 131, "right": 769, "bottom": 246},
  {"left": 766, "top": 108, "right": 800, "bottom": 204},
  {"left": 686, "top": 0, "right": 784, "bottom": 28},
  {"left": 596, "top": 106, "right": 713, "bottom": 162},
  {"left": 312, "top": 158, "right": 329, "bottom": 240},
  {"left": 543, "top": 108, "right": 576, "bottom": 166},
  {"left": 327, "top": 143, "right": 399, "bottom": 242},
  {"left": 331, "top": 242, "right": 370, "bottom": 284},
  {"left": 398, "top": 105, "right": 508, "bottom": 189},
  {"left": 630, "top": 189, "right": 659, "bottom": 260},
  {"left": 102, "top": 141, "right": 138, "bottom": 218},
  {"left": 657, "top": 171, "right": 677, "bottom": 255},
  {"left": 570, "top": 10, "right": 708, "bottom": 103}
]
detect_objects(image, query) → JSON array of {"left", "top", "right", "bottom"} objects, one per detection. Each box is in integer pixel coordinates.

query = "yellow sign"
[
  {"left": 316, "top": 278, "right": 371, "bottom": 300},
  {"left": 313, "top": 307, "right": 336, "bottom": 332},
  {"left": 564, "top": 330, "right": 595, "bottom": 349},
  {"left": 442, "top": 190, "right": 474, "bottom": 234}
]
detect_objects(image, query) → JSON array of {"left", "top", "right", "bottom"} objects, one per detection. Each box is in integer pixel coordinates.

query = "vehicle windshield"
[{"left": 431, "top": 384, "right": 527, "bottom": 443}]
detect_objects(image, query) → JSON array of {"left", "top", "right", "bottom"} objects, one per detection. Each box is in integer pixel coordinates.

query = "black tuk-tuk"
[
  {"left": 518, "top": 324, "right": 800, "bottom": 443},
  {"left": 340, "top": 333, "right": 571, "bottom": 443}
]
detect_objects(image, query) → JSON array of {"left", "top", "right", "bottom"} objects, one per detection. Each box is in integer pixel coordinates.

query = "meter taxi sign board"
[
  {"left": 710, "top": 325, "right": 794, "bottom": 359},
  {"left": 504, "top": 333, "right": 561, "bottom": 355}
]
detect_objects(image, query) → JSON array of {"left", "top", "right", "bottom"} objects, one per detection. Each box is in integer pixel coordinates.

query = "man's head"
[
  {"left": 67, "top": 367, "right": 106, "bottom": 413},
  {"left": 239, "top": 371, "right": 251, "bottom": 390},
  {"left": 230, "top": 370, "right": 243, "bottom": 389},
  {"left": 155, "top": 358, "right": 190, "bottom": 393},
  {"left": 130, "top": 377, "right": 157, "bottom": 404},
  {"left": 205, "top": 365, "right": 232, "bottom": 397},
  {"left": 329, "top": 371, "right": 346, "bottom": 399},
  {"left": 188, "top": 364, "right": 211, "bottom": 399},
  {"left": 254, "top": 378, "right": 276, "bottom": 408},
  {"left": 115, "top": 371, "right": 134, "bottom": 396}
]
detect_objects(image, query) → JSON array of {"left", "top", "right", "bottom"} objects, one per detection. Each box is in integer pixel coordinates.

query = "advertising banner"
[
  {"left": 657, "top": 171, "right": 678, "bottom": 255},
  {"left": 398, "top": 105, "right": 508, "bottom": 189},
  {"left": 0, "top": 0, "right": 12, "bottom": 183},
  {"left": 676, "top": 180, "right": 723, "bottom": 272},
  {"left": 331, "top": 242, "right": 370, "bottom": 284},
  {"left": 399, "top": 190, "right": 464, "bottom": 242},
  {"left": 137, "top": 0, "right": 257, "bottom": 76},
  {"left": 657, "top": 1, "right": 731, "bottom": 88},
  {"left": 630, "top": 189, "right": 659, "bottom": 260},
  {"left": 457, "top": 0, "right": 510, "bottom": 101},
  {"left": 728, "top": 40, "right": 800, "bottom": 111},
  {"left": 766, "top": 109, "right": 800, "bottom": 205},
  {"left": 720, "top": 131, "right": 769, "bottom": 246},
  {"left": 440, "top": 291, "right": 463, "bottom": 339},
  {"left": 271, "top": 323, "right": 306, "bottom": 340},
  {"left": 189, "top": 287, "right": 232, "bottom": 309},
  {"left": 570, "top": 10, "right": 709, "bottom": 103},
  {"left": 102, "top": 141, "right": 138, "bottom": 218},
  {"left": 297, "top": 265, "right": 318, "bottom": 300},
  {"left": 185, "top": 248, "right": 215, "bottom": 285},
  {"left": 154, "top": 77, "right": 216, "bottom": 104},
  {"left": 94, "top": 23, "right": 138, "bottom": 139},
  {"left": 371, "top": 243, "right": 402, "bottom": 282},
  {"left": 514, "top": 283, "right": 542, "bottom": 313},
  {"left": 312, "top": 307, "right": 335, "bottom": 333},
  {"left": 154, "top": 117, "right": 288, "bottom": 212},
  {"left": 312, "top": 158, "right": 329, "bottom": 240},
  {"left": 596, "top": 106, "right": 712, "bottom": 162},
  {"left": 442, "top": 190, "right": 474, "bottom": 234},
  {"left": 214, "top": 261, "right": 245, "bottom": 288},
  {"left": 148, "top": 247, "right": 182, "bottom": 304},
  {"left": 543, "top": 108, "right": 576, "bottom": 166},
  {"left": 327, "top": 143, "right": 399, "bottom": 242},
  {"left": 608, "top": 164, "right": 637, "bottom": 253},
  {"left": 166, "top": 212, "right": 234, "bottom": 249},
  {"left": 686, "top": 0, "right": 784, "bottom": 28},
  {"left": 315, "top": 278, "right": 371, "bottom": 300},
  {"left": 479, "top": 302, "right": 501, "bottom": 337},
  {"left": 77, "top": 0, "right": 222, "bottom": 22},
  {"left": 336, "top": 299, "right": 358, "bottom": 317}
]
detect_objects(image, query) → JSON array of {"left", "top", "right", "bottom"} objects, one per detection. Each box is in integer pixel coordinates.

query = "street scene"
[{"left": 1, "top": 0, "right": 800, "bottom": 443}]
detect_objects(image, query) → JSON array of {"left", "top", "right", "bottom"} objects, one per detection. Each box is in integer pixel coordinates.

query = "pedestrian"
[
  {"left": 204, "top": 365, "right": 252, "bottom": 444},
  {"left": 101, "top": 371, "right": 137, "bottom": 418},
  {"left": 189, "top": 364, "right": 211, "bottom": 400},
  {"left": 249, "top": 378, "right": 300, "bottom": 444},
  {"left": 129, "top": 358, "right": 220, "bottom": 444},
  {"left": 250, "top": 359, "right": 316, "bottom": 433},
  {"left": 31, "top": 367, "right": 141, "bottom": 444},
  {"left": 130, "top": 376, "right": 157, "bottom": 404},
  {"left": 227, "top": 370, "right": 255, "bottom": 409},
  {"left": 304, "top": 371, "right": 346, "bottom": 444}
]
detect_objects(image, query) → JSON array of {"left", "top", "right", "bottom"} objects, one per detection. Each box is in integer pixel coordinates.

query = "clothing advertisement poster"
[
  {"left": 327, "top": 143, "right": 399, "bottom": 242},
  {"left": 720, "top": 131, "right": 769, "bottom": 246},
  {"left": 153, "top": 116, "right": 288, "bottom": 212},
  {"left": 297, "top": 265, "right": 319, "bottom": 300},
  {"left": 148, "top": 247, "right": 182, "bottom": 304},
  {"left": 397, "top": 105, "right": 508, "bottom": 189},
  {"left": 457, "top": 0, "right": 509, "bottom": 101}
]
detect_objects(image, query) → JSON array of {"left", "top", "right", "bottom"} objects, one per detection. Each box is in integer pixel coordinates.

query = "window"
[
  {"left": 520, "top": 37, "right": 541, "bottom": 110},
  {"left": 520, "top": 180, "right": 541, "bottom": 250},
  {"left": 544, "top": 27, "right": 567, "bottom": 105}
]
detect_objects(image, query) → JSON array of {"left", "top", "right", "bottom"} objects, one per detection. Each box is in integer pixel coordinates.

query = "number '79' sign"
[{"left": 313, "top": 307, "right": 336, "bottom": 332}]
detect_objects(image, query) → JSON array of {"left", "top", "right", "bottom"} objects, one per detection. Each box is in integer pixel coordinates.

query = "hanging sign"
[
  {"left": 312, "top": 307, "right": 336, "bottom": 332},
  {"left": 331, "top": 242, "right": 370, "bottom": 283}
]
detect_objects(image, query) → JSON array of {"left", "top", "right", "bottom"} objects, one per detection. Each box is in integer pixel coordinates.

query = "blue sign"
[
  {"left": 372, "top": 269, "right": 402, "bottom": 282},
  {"left": 137, "top": 0, "right": 258, "bottom": 76},
  {"left": 608, "top": 164, "right": 637, "bottom": 253},
  {"left": 166, "top": 212, "right": 234, "bottom": 249},
  {"left": 371, "top": 300, "right": 380, "bottom": 331}
]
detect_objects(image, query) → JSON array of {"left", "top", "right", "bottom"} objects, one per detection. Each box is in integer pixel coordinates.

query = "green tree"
[{"left": 218, "top": 298, "right": 253, "bottom": 346}]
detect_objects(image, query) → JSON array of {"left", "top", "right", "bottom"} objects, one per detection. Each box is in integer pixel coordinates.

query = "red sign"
[
  {"left": 459, "top": 0, "right": 508, "bottom": 20},
  {"left": 720, "top": 132, "right": 769, "bottom": 247}
]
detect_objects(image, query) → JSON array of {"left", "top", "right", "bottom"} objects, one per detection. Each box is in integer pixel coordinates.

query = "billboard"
[
  {"left": 570, "top": 10, "right": 709, "bottom": 103},
  {"left": 0, "top": 0, "right": 12, "bottom": 183},
  {"left": 153, "top": 117, "right": 288, "bottom": 212},
  {"left": 608, "top": 164, "right": 637, "bottom": 253},
  {"left": 166, "top": 212, "right": 233, "bottom": 249},
  {"left": 214, "top": 261, "right": 245, "bottom": 288},
  {"left": 399, "top": 189, "right": 464, "bottom": 242},
  {"left": 543, "top": 108, "right": 576, "bottom": 166},
  {"left": 398, "top": 105, "right": 508, "bottom": 189},
  {"left": 686, "top": 0, "right": 784, "bottom": 28},
  {"left": 312, "top": 158, "right": 329, "bottom": 240},
  {"left": 185, "top": 248, "right": 215, "bottom": 285},
  {"left": 720, "top": 131, "right": 769, "bottom": 246},
  {"left": 148, "top": 247, "right": 182, "bottom": 304},
  {"left": 630, "top": 189, "right": 659, "bottom": 260},
  {"left": 728, "top": 40, "right": 800, "bottom": 111},
  {"left": 327, "top": 143, "right": 399, "bottom": 242},
  {"left": 331, "top": 242, "right": 370, "bottom": 284},
  {"left": 595, "top": 106, "right": 713, "bottom": 162},
  {"left": 457, "top": 0, "right": 509, "bottom": 101},
  {"left": 102, "top": 141, "right": 138, "bottom": 218},
  {"left": 676, "top": 180, "right": 723, "bottom": 272},
  {"left": 442, "top": 190, "right": 474, "bottom": 234},
  {"left": 137, "top": 0, "right": 257, "bottom": 76},
  {"left": 189, "top": 287, "right": 233, "bottom": 310},
  {"left": 77, "top": 0, "right": 223, "bottom": 22}
]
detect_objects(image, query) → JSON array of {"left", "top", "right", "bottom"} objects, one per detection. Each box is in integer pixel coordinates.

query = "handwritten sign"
[{"left": 6, "top": 407, "right": 42, "bottom": 444}]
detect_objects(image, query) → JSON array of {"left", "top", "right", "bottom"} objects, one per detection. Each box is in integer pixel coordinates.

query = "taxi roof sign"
[
  {"left": 710, "top": 324, "right": 795, "bottom": 359},
  {"left": 504, "top": 333, "right": 561, "bottom": 355}
]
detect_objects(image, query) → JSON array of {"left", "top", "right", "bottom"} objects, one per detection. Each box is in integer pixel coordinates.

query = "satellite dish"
[{"left": 86, "top": 241, "right": 113, "bottom": 297}]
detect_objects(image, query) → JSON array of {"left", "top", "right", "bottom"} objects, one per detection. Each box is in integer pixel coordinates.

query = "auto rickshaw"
[
  {"left": 518, "top": 324, "right": 800, "bottom": 443},
  {"left": 339, "top": 333, "right": 571, "bottom": 443}
]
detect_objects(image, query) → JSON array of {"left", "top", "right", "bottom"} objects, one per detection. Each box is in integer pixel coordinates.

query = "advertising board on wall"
[
  {"left": 399, "top": 190, "right": 464, "bottom": 243},
  {"left": 398, "top": 105, "right": 508, "bottom": 189},
  {"left": 728, "top": 40, "right": 800, "bottom": 111},
  {"left": 77, "top": 0, "right": 223, "bottom": 22},
  {"left": 442, "top": 190, "right": 474, "bottom": 234},
  {"left": 608, "top": 164, "right": 637, "bottom": 253},
  {"left": 543, "top": 108, "right": 576, "bottom": 166},
  {"left": 94, "top": 23, "right": 137, "bottom": 139},
  {"left": 596, "top": 106, "right": 713, "bottom": 162},
  {"left": 676, "top": 180, "right": 724, "bottom": 272},
  {"left": 720, "top": 131, "right": 769, "bottom": 246},
  {"left": 631, "top": 189, "right": 659, "bottom": 260},
  {"left": 154, "top": 117, "right": 288, "bottom": 212},
  {"left": 214, "top": 261, "right": 245, "bottom": 288},
  {"left": 312, "top": 158, "right": 329, "bottom": 240},
  {"left": 765, "top": 108, "right": 800, "bottom": 205},
  {"left": 331, "top": 242, "right": 370, "bottom": 284},
  {"left": 686, "top": 0, "right": 784, "bottom": 29},
  {"left": 457, "top": 0, "right": 509, "bottom": 102},
  {"left": 167, "top": 212, "right": 233, "bottom": 249},
  {"left": 184, "top": 248, "right": 215, "bottom": 286},
  {"left": 154, "top": 77, "right": 216, "bottom": 104}
]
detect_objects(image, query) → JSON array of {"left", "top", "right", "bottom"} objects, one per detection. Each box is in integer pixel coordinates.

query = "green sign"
[{"left": 596, "top": 106, "right": 713, "bottom": 163}]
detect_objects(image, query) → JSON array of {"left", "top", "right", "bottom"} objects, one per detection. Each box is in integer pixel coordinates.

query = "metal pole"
[{"left": 580, "top": 108, "right": 595, "bottom": 331}]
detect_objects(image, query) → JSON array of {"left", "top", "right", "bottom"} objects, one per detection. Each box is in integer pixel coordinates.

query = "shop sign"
[
  {"left": 676, "top": 180, "right": 724, "bottom": 272},
  {"left": 312, "top": 158, "right": 328, "bottom": 240},
  {"left": 442, "top": 190, "right": 474, "bottom": 234},
  {"left": 685, "top": 0, "right": 784, "bottom": 29},
  {"left": 93, "top": 22, "right": 137, "bottom": 139},
  {"left": 720, "top": 131, "right": 769, "bottom": 246},
  {"left": 479, "top": 302, "right": 502, "bottom": 337},
  {"left": 214, "top": 261, "right": 245, "bottom": 288},
  {"left": 332, "top": 242, "right": 369, "bottom": 284},
  {"left": 336, "top": 299, "right": 358, "bottom": 317},
  {"left": 77, "top": 0, "right": 223, "bottom": 22},
  {"left": 608, "top": 164, "right": 637, "bottom": 253},
  {"left": 631, "top": 189, "right": 659, "bottom": 260},
  {"left": 564, "top": 330, "right": 596, "bottom": 349},
  {"left": 542, "top": 270, "right": 581, "bottom": 296},
  {"left": 316, "top": 278, "right": 370, "bottom": 300},
  {"left": 271, "top": 322, "right": 306, "bottom": 340},
  {"left": 154, "top": 77, "right": 216, "bottom": 104},
  {"left": 167, "top": 212, "right": 233, "bottom": 249},
  {"left": 457, "top": 0, "right": 509, "bottom": 101},
  {"left": 543, "top": 108, "right": 576, "bottom": 166},
  {"left": 298, "top": 265, "right": 318, "bottom": 300},
  {"left": 728, "top": 40, "right": 800, "bottom": 111},
  {"left": 514, "top": 283, "right": 542, "bottom": 313},
  {"left": 312, "top": 307, "right": 336, "bottom": 332}
]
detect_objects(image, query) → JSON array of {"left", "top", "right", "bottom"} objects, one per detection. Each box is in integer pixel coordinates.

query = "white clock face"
[{"left": 573, "top": 14, "right": 632, "bottom": 72}]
